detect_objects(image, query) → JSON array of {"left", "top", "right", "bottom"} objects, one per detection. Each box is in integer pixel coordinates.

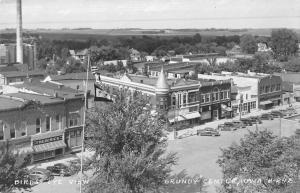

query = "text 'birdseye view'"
[{"left": 0, "top": 0, "right": 300, "bottom": 193}]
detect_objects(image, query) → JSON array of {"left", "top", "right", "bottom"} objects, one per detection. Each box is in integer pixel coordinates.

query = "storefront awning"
[
  {"left": 221, "top": 104, "right": 232, "bottom": 111},
  {"left": 169, "top": 112, "right": 201, "bottom": 123},
  {"left": 260, "top": 100, "right": 273, "bottom": 105},
  {"left": 33, "top": 141, "right": 66, "bottom": 153}
]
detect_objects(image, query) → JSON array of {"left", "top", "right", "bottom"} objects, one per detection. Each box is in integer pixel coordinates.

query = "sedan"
[
  {"left": 260, "top": 113, "right": 274, "bottom": 120},
  {"left": 197, "top": 127, "right": 220, "bottom": 136},
  {"left": 249, "top": 116, "right": 262, "bottom": 124},
  {"left": 46, "top": 163, "right": 71, "bottom": 177},
  {"left": 29, "top": 168, "right": 53, "bottom": 182},
  {"left": 240, "top": 118, "right": 253, "bottom": 126}
]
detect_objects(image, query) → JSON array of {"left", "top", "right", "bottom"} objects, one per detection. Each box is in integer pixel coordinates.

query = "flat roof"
[
  {"left": 0, "top": 97, "right": 23, "bottom": 111},
  {"left": 5, "top": 92, "right": 64, "bottom": 105},
  {"left": 13, "top": 79, "right": 84, "bottom": 99},
  {"left": 0, "top": 70, "right": 45, "bottom": 78}
]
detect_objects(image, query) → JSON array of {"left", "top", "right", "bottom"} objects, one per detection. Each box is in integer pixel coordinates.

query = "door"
[{"left": 213, "top": 110, "right": 218, "bottom": 120}]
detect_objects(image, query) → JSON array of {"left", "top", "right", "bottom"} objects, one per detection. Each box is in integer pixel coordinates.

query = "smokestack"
[{"left": 16, "top": 0, "right": 23, "bottom": 64}]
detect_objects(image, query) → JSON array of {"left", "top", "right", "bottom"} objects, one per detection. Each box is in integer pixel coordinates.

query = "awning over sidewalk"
[
  {"left": 260, "top": 100, "right": 273, "bottom": 105},
  {"left": 169, "top": 112, "right": 201, "bottom": 123},
  {"left": 33, "top": 141, "right": 66, "bottom": 153},
  {"left": 221, "top": 104, "right": 232, "bottom": 111}
]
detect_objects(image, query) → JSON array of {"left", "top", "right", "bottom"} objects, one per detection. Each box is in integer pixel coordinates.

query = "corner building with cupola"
[{"left": 99, "top": 66, "right": 232, "bottom": 127}]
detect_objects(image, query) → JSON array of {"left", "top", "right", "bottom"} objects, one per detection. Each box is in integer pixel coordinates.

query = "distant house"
[
  {"left": 257, "top": 43, "right": 272, "bottom": 52},
  {"left": 69, "top": 49, "right": 88, "bottom": 62},
  {"left": 274, "top": 72, "right": 300, "bottom": 103},
  {"left": 297, "top": 43, "right": 300, "bottom": 56},
  {"left": 0, "top": 70, "right": 45, "bottom": 85},
  {"left": 129, "top": 48, "right": 141, "bottom": 62},
  {"left": 103, "top": 60, "right": 128, "bottom": 67},
  {"left": 226, "top": 45, "right": 242, "bottom": 56},
  {"left": 145, "top": 55, "right": 157, "bottom": 62}
]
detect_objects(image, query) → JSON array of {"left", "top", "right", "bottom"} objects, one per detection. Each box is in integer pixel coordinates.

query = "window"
[
  {"left": 20, "top": 121, "right": 27, "bottom": 136},
  {"left": 46, "top": 116, "right": 51, "bottom": 132},
  {"left": 172, "top": 96, "right": 176, "bottom": 106},
  {"left": 188, "top": 92, "right": 197, "bottom": 103},
  {"left": 182, "top": 93, "right": 187, "bottom": 106},
  {"left": 69, "top": 118, "right": 78, "bottom": 127},
  {"left": 220, "top": 92, "right": 224, "bottom": 100},
  {"left": 260, "top": 86, "right": 264, "bottom": 93},
  {"left": 265, "top": 86, "right": 270, "bottom": 93},
  {"left": 271, "top": 85, "right": 275, "bottom": 92},
  {"left": 189, "top": 106, "right": 198, "bottom": 112},
  {"left": 276, "top": 84, "right": 281, "bottom": 91},
  {"left": 10, "top": 127, "right": 15, "bottom": 139},
  {"left": 0, "top": 123, "right": 4, "bottom": 140},
  {"left": 205, "top": 94, "right": 210, "bottom": 102},
  {"left": 246, "top": 94, "right": 248, "bottom": 100},
  {"left": 215, "top": 93, "right": 219, "bottom": 101},
  {"left": 36, "top": 118, "right": 41, "bottom": 133},
  {"left": 201, "top": 94, "right": 205, "bottom": 103},
  {"left": 243, "top": 103, "right": 247, "bottom": 111}
]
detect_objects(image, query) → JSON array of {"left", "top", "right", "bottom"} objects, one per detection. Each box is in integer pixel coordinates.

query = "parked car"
[
  {"left": 197, "top": 127, "right": 220, "bottom": 136},
  {"left": 270, "top": 110, "right": 284, "bottom": 118},
  {"left": 240, "top": 118, "right": 253, "bottom": 126},
  {"left": 218, "top": 122, "right": 237, "bottom": 131},
  {"left": 177, "top": 131, "right": 194, "bottom": 139},
  {"left": 249, "top": 116, "right": 262, "bottom": 124},
  {"left": 260, "top": 113, "right": 274, "bottom": 120},
  {"left": 231, "top": 120, "right": 246, "bottom": 128},
  {"left": 29, "top": 168, "right": 53, "bottom": 182},
  {"left": 46, "top": 163, "right": 71, "bottom": 177}
]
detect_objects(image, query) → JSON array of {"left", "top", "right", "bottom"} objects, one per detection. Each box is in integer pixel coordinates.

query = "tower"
[
  {"left": 16, "top": 0, "right": 23, "bottom": 64},
  {"left": 155, "top": 66, "right": 170, "bottom": 112}
]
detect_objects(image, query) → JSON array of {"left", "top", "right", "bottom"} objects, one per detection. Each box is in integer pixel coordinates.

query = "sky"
[{"left": 0, "top": 0, "right": 299, "bottom": 29}]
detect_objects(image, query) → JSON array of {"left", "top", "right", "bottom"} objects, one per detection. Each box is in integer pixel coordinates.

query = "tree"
[
  {"left": 0, "top": 144, "right": 31, "bottom": 193},
  {"left": 83, "top": 91, "right": 178, "bottom": 193},
  {"left": 217, "top": 130, "right": 298, "bottom": 193},
  {"left": 284, "top": 57, "right": 300, "bottom": 72},
  {"left": 240, "top": 34, "right": 257, "bottom": 54},
  {"left": 271, "top": 29, "right": 298, "bottom": 60}
]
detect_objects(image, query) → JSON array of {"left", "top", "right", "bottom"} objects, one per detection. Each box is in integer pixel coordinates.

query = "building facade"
[
  {"left": 0, "top": 80, "right": 84, "bottom": 162},
  {"left": 98, "top": 67, "right": 232, "bottom": 126},
  {"left": 198, "top": 71, "right": 282, "bottom": 112}
]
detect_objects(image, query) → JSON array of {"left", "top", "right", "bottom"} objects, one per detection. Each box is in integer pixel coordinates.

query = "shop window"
[
  {"left": 46, "top": 116, "right": 51, "bottom": 132},
  {"left": 36, "top": 118, "right": 41, "bottom": 133}
]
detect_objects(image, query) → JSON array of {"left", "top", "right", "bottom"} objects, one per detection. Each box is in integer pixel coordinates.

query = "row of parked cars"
[
  {"left": 28, "top": 163, "right": 73, "bottom": 183},
  {"left": 195, "top": 107, "right": 298, "bottom": 136}
]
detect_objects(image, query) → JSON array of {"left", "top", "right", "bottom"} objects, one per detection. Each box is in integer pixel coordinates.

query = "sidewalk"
[
  {"left": 28, "top": 150, "right": 94, "bottom": 170},
  {"left": 168, "top": 102, "right": 300, "bottom": 140}
]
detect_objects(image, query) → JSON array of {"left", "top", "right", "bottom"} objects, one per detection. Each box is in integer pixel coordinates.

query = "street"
[{"left": 19, "top": 111, "right": 300, "bottom": 193}]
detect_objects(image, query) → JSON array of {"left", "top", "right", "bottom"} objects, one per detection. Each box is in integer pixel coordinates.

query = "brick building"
[
  {"left": 0, "top": 79, "right": 85, "bottom": 162},
  {"left": 98, "top": 67, "right": 232, "bottom": 126},
  {"left": 198, "top": 71, "right": 282, "bottom": 112}
]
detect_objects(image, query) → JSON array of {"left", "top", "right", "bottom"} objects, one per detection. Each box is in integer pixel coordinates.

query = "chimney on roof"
[{"left": 58, "top": 84, "right": 63, "bottom": 89}]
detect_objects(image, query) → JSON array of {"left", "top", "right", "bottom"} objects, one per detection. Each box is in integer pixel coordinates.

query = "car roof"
[{"left": 30, "top": 168, "right": 49, "bottom": 172}]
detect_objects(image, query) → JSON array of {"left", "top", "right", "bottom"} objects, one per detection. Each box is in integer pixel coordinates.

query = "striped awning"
[
  {"left": 33, "top": 141, "right": 66, "bottom": 153},
  {"left": 169, "top": 112, "right": 201, "bottom": 123}
]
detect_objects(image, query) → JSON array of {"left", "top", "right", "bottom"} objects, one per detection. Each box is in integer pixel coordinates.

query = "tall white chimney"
[{"left": 16, "top": 0, "right": 23, "bottom": 64}]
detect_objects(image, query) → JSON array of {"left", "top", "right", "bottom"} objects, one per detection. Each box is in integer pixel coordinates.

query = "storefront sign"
[{"left": 33, "top": 135, "right": 63, "bottom": 146}]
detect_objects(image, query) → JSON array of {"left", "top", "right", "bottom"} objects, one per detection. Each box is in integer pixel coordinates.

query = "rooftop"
[
  {"left": 0, "top": 96, "right": 23, "bottom": 111},
  {"left": 12, "top": 79, "right": 84, "bottom": 99},
  {"left": 149, "top": 62, "right": 196, "bottom": 72},
  {"left": 5, "top": 92, "right": 64, "bottom": 105},
  {"left": 0, "top": 70, "right": 45, "bottom": 78}
]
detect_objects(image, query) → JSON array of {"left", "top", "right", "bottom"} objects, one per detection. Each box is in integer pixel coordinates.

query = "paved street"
[
  {"left": 167, "top": 116, "right": 299, "bottom": 193},
  {"left": 18, "top": 104, "right": 300, "bottom": 193}
]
